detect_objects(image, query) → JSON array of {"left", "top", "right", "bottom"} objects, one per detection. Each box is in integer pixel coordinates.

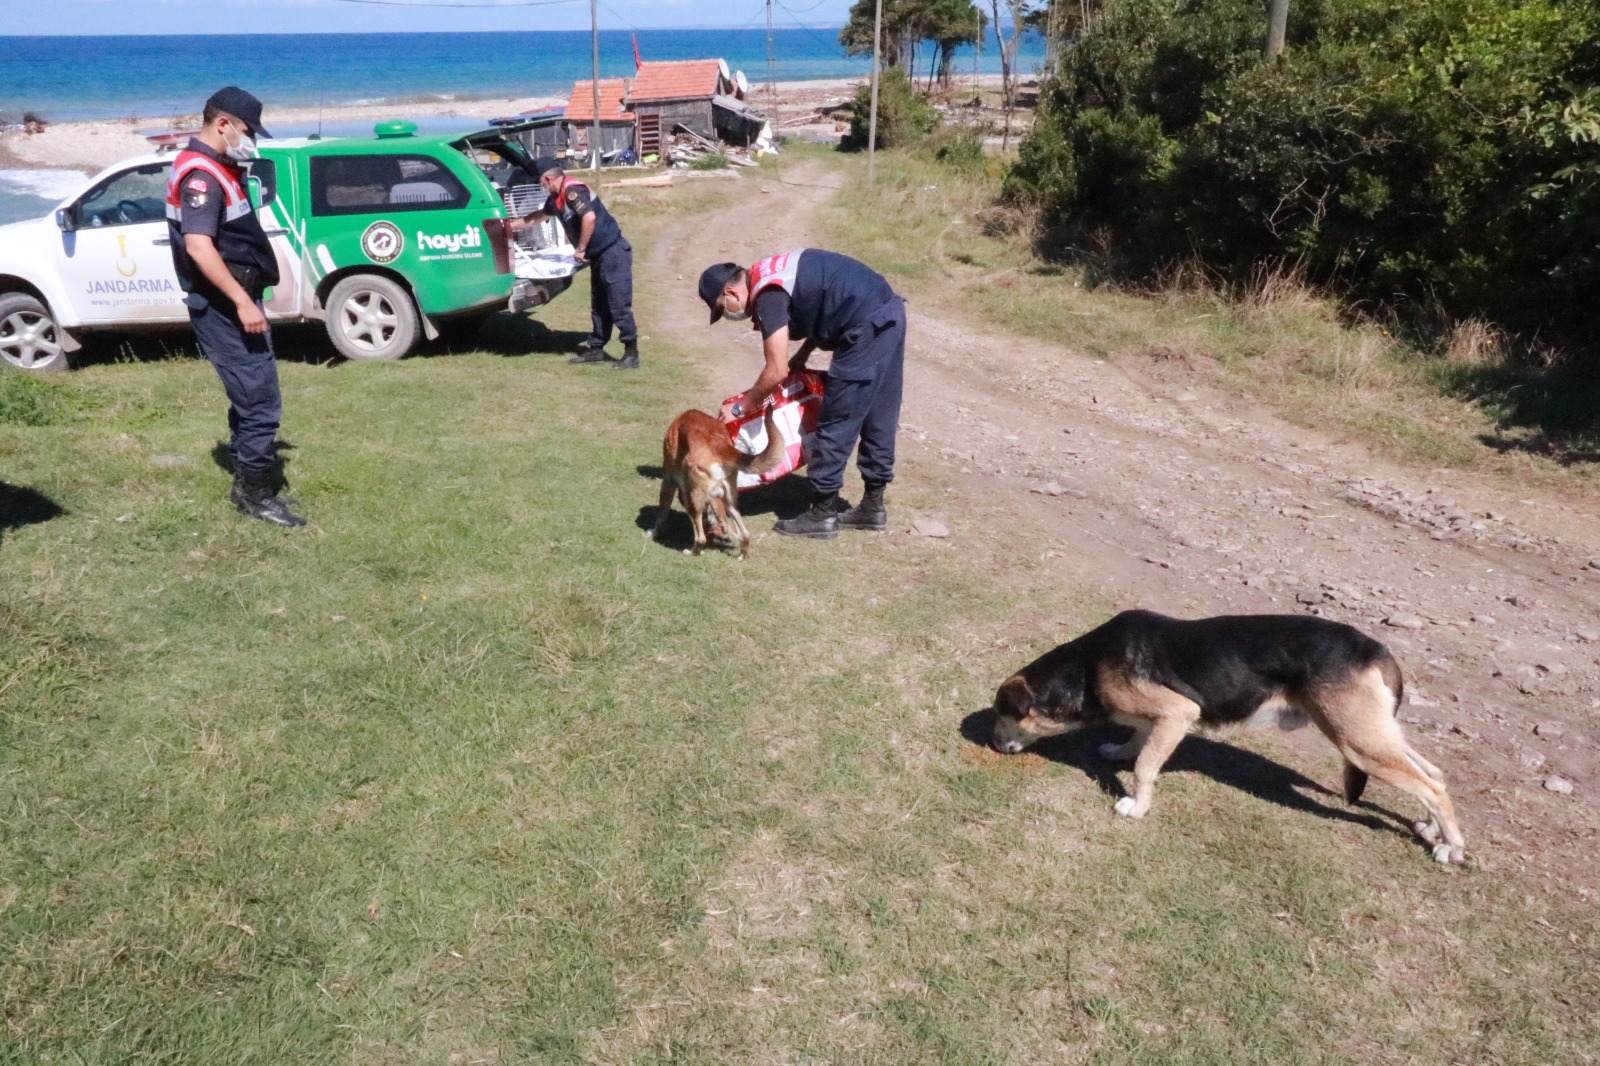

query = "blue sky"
[{"left": 4, "top": 0, "right": 857, "bottom": 36}]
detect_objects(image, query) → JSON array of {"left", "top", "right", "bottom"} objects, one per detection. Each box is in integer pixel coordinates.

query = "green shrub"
[
  {"left": 842, "top": 68, "right": 941, "bottom": 151},
  {"left": 926, "top": 127, "right": 988, "bottom": 172},
  {"left": 1008, "top": 0, "right": 1600, "bottom": 341}
]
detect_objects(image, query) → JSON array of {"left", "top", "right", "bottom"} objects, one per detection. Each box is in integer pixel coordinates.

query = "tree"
[
  {"left": 988, "top": 0, "right": 1036, "bottom": 148},
  {"left": 841, "top": 0, "right": 987, "bottom": 87}
]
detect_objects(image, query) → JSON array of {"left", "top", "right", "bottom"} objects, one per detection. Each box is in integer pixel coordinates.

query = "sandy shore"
[{"left": 0, "top": 77, "right": 905, "bottom": 174}]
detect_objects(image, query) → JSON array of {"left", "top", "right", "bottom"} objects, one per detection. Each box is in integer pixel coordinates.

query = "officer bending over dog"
[
  {"left": 510, "top": 158, "right": 639, "bottom": 370},
  {"left": 699, "top": 249, "right": 906, "bottom": 540},
  {"left": 166, "top": 87, "right": 304, "bottom": 528}
]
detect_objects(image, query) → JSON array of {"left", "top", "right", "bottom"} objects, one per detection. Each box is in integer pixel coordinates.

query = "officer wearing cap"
[
  {"left": 700, "top": 249, "right": 906, "bottom": 539},
  {"left": 166, "top": 86, "right": 303, "bottom": 527},
  {"left": 510, "top": 158, "right": 638, "bottom": 369}
]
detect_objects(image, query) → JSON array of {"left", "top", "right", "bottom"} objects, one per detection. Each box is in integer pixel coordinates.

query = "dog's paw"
[
  {"left": 1113, "top": 796, "right": 1143, "bottom": 818},
  {"left": 1098, "top": 742, "right": 1127, "bottom": 762},
  {"left": 1414, "top": 820, "right": 1441, "bottom": 845},
  {"left": 1432, "top": 841, "right": 1465, "bottom": 865}
]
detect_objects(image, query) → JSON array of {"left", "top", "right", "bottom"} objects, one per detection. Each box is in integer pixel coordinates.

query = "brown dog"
[
  {"left": 991, "top": 610, "right": 1466, "bottom": 863},
  {"left": 649, "top": 408, "right": 785, "bottom": 558}
]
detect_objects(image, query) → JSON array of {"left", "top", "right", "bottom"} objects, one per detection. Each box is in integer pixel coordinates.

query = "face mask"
[
  {"left": 222, "top": 122, "right": 258, "bottom": 162},
  {"left": 722, "top": 308, "right": 751, "bottom": 322}
]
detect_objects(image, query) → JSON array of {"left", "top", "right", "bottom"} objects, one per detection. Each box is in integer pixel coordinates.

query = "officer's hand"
[
  {"left": 572, "top": 246, "right": 587, "bottom": 264},
  {"left": 236, "top": 300, "right": 268, "bottom": 335}
]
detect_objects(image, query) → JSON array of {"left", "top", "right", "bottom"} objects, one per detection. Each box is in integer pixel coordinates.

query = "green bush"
[
  {"left": 926, "top": 127, "right": 988, "bottom": 172},
  {"left": 842, "top": 68, "right": 941, "bottom": 151},
  {"left": 1008, "top": 0, "right": 1600, "bottom": 340}
]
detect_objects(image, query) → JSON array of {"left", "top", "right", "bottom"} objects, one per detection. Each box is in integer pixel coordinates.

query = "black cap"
[
  {"left": 532, "top": 156, "right": 563, "bottom": 179},
  {"left": 699, "top": 262, "right": 742, "bottom": 324},
  {"left": 206, "top": 86, "right": 271, "bottom": 138}
]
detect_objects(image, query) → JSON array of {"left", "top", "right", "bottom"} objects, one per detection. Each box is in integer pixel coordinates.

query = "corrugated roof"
[
  {"left": 564, "top": 78, "right": 631, "bottom": 123},
  {"left": 628, "top": 59, "right": 724, "bottom": 103}
]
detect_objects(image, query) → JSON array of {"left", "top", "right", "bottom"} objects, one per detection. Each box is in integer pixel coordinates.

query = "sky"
[{"left": 3, "top": 0, "right": 859, "bottom": 36}]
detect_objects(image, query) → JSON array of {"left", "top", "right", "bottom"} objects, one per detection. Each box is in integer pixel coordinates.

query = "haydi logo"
[{"left": 416, "top": 225, "right": 482, "bottom": 254}]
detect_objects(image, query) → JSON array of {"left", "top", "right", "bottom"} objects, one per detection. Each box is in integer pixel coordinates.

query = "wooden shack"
[
  {"left": 562, "top": 78, "right": 635, "bottom": 162},
  {"left": 627, "top": 60, "right": 732, "bottom": 159}
]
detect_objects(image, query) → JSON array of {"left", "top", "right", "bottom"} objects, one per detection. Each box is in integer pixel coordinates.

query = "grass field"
[{"left": 2, "top": 174, "right": 1599, "bottom": 1064}]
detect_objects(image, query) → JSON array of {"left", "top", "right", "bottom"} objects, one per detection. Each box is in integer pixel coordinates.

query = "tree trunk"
[{"left": 1266, "top": 0, "right": 1289, "bottom": 57}]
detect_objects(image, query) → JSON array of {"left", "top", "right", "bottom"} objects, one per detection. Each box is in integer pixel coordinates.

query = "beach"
[{"left": 0, "top": 77, "right": 891, "bottom": 171}]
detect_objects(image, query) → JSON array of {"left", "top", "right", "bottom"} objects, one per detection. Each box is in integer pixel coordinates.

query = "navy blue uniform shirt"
[
  {"left": 544, "top": 179, "right": 623, "bottom": 257},
  {"left": 752, "top": 249, "right": 895, "bottom": 350},
  {"left": 166, "top": 138, "right": 278, "bottom": 295}
]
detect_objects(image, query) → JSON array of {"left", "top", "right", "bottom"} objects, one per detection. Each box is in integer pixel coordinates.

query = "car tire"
[
  {"left": 325, "top": 274, "right": 419, "bottom": 361},
  {"left": 0, "top": 292, "right": 69, "bottom": 373}
]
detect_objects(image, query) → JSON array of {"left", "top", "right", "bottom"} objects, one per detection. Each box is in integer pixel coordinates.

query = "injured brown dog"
[
  {"left": 649, "top": 408, "right": 785, "bottom": 559},
  {"left": 991, "top": 610, "right": 1466, "bottom": 863}
]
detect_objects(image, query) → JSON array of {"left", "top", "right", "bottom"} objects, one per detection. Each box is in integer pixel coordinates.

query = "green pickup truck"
[{"left": 0, "top": 120, "right": 580, "bottom": 371}]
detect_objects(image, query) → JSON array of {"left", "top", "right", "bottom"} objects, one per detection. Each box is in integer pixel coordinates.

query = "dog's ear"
[{"left": 995, "top": 674, "right": 1034, "bottom": 718}]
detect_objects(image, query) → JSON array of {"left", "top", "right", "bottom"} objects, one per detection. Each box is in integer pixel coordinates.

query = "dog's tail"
[{"left": 737, "top": 408, "right": 787, "bottom": 477}]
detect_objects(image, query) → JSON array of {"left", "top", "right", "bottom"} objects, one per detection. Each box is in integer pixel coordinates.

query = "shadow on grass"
[
  {"left": 0, "top": 482, "right": 67, "bottom": 547},
  {"left": 460, "top": 313, "right": 592, "bottom": 359},
  {"left": 633, "top": 469, "right": 813, "bottom": 554},
  {"left": 70, "top": 324, "right": 339, "bottom": 370},
  {"left": 958, "top": 708, "right": 1417, "bottom": 848},
  {"left": 1434, "top": 358, "right": 1600, "bottom": 465}
]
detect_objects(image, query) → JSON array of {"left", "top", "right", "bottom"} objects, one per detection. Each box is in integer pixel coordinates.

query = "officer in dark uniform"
[
  {"left": 699, "top": 249, "right": 906, "bottom": 540},
  {"left": 165, "top": 86, "right": 304, "bottom": 527},
  {"left": 510, "top": 158, "right": 638, "bottom": 369}
]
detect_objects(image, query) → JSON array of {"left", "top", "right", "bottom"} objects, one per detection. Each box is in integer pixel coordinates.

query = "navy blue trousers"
[
  {"left": 808, "top": 296, "right": 906, "bottom": 495},
  {"left": 189, "top": 299, "right": 282, "bottom": 473},
  {"left": 587, "top": 239, "right": 637, "bottom": 346}
]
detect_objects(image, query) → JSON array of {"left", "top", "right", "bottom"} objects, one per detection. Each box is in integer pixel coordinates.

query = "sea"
[{"left": 0, "top": 28, "right": 1046, "bottom": 224}]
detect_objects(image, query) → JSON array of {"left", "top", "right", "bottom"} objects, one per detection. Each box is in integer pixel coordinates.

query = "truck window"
[
  {"left": 310, "top": 154, "right": 471, "bottom": 216},
  {"left": 73, "top": 163, "right": 170, "bottom": 229}
]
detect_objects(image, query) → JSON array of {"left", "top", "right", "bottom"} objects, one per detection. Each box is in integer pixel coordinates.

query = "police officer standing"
[
  {"left": 511, "top": 158, "right": 638, "bottom": 370},
  {"left": 699, "top": 249, "right": 906, "bottom": 540},
  {"left": 166, "top": 87, "right": 304, "bottom": 527}
]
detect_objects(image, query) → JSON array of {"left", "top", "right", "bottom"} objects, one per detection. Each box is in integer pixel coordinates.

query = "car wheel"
[
  {"left": 325, "top": 274, "right": 418, "bottom": 361},
  {"left": 0, "top": 292, "right": 69, "bottom": 373}
]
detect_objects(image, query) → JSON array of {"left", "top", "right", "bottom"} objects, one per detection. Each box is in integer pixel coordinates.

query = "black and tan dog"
[
  {"left": 991, "top": 610, "right": 1466, "bottom": 863},
  {"left": 649, "top": 408, "right": 784, "bottom": 559}
]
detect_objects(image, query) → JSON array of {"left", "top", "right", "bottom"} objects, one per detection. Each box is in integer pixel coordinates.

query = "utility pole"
[
  {"left": 590, "top": 0, "right": 602, "bottom": 184},
  {"left": 767, "top": 0, "right": 781, "bottom": 121},
  {"left": 867, "top": 0, "right": 883, "bottom": 182},
  {"left": 1266, "top": 0, "right": 1289, "bottom": 57}
]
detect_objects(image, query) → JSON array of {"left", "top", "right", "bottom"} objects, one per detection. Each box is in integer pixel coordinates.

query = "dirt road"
[{"left": 642, "top": 162, "right": 1600, "bottom": 899}]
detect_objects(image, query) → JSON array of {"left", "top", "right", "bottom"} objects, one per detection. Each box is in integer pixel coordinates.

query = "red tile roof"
[
  {"left": 627, "top": 59, "right": 724, "bottom": 103},
  {"left": 564, "top": 78, "right": 631, "bottom": 123}
]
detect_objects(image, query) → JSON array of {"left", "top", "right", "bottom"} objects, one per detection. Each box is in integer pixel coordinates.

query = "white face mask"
[
  {"left": 722, "top": 308, "right": 751, "bottom": 322},
  {"left": 222, "top": 122, "right": 258, "bottom": 162}
]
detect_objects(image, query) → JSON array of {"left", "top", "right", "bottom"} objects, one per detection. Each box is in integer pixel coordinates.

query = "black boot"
[
  {"left": 774, "top": 491, "right": 840, "bottom": 540},
  {"left": 569, "top": 338, "right": 608, "bottom": 364},
  {"left": 839, "top": 481, "right": 888, "bottom": 531},
  {"left": 610, "top": 341, "right": 639, "bottom": 370},
  {"left": 229, "top": 466, "right": 307, "bottom": 528}
]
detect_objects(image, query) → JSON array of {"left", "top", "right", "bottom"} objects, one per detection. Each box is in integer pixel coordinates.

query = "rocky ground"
[{"left": 647, "top": 161, "right": 1600, "bottom": 901}]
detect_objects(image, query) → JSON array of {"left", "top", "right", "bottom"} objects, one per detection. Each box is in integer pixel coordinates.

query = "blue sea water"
[
  {"left": 0, "top": 29, "right": 1045, "bottom": 122},
  {"left": 0, "top": 28, "right": 1045, "bottom": 225}
]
